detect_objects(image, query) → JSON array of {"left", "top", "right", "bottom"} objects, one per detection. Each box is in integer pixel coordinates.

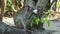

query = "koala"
[
  {"left": 14, "top": 7, "right": 34, "bottom": 29},
  {"left": 14, "top": 0, "right": 49, "bottom": 30},
  {"left": 14, "top": 0, "right": 34, "bottom": 29}
]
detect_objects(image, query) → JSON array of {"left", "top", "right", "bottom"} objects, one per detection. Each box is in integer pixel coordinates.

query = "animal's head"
[
  {"left": 27, "top": 7, "right": 44, "bottom": 18},
  {"left": 23, "top": 0, "right": 49, "bottom": 18},
  {"left": 32, "top": 8, "right": 44, "bottom": 17}
]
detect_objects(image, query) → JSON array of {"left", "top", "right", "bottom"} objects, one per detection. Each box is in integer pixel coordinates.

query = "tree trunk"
[
  {"left": 0, "top": 0, "right": 6, "bottom": 21},
  {"left": 50, "top": 0, "right": 57, "bottom": 11},
  {"left": 56, "top": 0, "right": 60, "bottom": 12}
]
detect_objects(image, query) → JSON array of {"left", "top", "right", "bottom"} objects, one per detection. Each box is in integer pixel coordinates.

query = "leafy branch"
[{"left": 29, "top": 10, "right": 54, "bottom": 27}]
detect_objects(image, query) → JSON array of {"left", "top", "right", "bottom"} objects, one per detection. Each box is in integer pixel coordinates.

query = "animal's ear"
[
  {"left": 36, "top": 0, "right": 49, "bottom": 8},
  {"left": 24, "top": 0, "right": 35, "bottom": 8},
  {"left": 28, "top": 0, "right": 35, "bottom": 8},
  {"left": 33, "top": 0, "right": 38, "bottom": 4}
]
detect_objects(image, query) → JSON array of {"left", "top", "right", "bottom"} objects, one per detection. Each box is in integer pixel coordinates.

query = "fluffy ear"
[
  {"left": 36, "top": 0, "right": 49, "bottom": 8},
  {"left": 23, "top": 0, "right": 35, "bottom": 8},
  {"left": 28, "top": 0, "right": 35, "bottom": 8}
]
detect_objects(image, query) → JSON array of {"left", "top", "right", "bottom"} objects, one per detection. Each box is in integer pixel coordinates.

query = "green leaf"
[
  {"left": 30, "top": 20, "right": 34, "bottom": 27},
  {"left": 47, "top": 20, "right": 50, "bottom": 27}
]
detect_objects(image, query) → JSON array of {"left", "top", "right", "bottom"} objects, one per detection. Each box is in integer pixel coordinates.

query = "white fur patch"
[{"left": 33, "top": 9, "right": 38, "bottom": 14}]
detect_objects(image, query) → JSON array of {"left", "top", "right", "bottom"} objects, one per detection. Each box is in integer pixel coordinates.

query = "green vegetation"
[
  {"left": 29, "top": 10, "right": 52, "bottom": 27},
  {"left": 57, "top": 2, "right": 60, "bottom": 7},
  {"left": 5, "top": 0, "right": 21, "bottom": 13},
  {"left": 5, "top": 0, "right": 12, "bottom": 13}
]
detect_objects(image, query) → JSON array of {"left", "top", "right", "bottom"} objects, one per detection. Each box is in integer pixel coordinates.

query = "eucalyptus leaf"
[{"left": 30, "top": 21, "right": 33, "bottom": 27}]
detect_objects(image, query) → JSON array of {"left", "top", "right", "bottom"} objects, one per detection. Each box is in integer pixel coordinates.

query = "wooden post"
[
  {"left": 56, "top": 0, "right": 60, "bottom": 12},
  {"left": 0, "top": 0, "right": 6, "bottom": 21},
  {"left": 50, "top": 0, "right": 57, "bottom": 11}
]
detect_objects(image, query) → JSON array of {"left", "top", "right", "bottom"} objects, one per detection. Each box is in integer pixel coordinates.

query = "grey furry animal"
[
  {"left": 14, "top": 0, "right": 35, "bottom": 29},
  {"left": 14, "top": 7, "right": 34, "bottom": 29},
  {"left": 14, "top": 0, "right": 49, "bottom": 29}
]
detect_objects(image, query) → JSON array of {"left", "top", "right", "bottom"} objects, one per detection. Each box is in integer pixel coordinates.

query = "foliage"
[
  {"left": 5, "top": 0, "right": 12, "bottom": 13},
  {"left": 5, "top": 0, "right": 21, "bottom": 13},
  {"left": 29, "top": 10, "right": 53, "bottom": 27},
  {"left": 30, "top": 18, "right": 41, "bottom": 27},
  {"left": 56, "top": 2, "right": 60, "bottom": 7},
  {"left": 13, "top": 0, "right": 21, "bottom": 10}
]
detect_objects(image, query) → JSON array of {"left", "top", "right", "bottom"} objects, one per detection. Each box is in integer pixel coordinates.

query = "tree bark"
[
  {"left": 56, "top": 0, "right": 60, "bottom": 12},
  {"left": 0, "top": 0, "right": 6, "bottom": 21}
]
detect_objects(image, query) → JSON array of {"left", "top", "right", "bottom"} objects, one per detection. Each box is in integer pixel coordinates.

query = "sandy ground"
[{"left": 2, "top": 17, "right": 15, "bottom": 26}]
